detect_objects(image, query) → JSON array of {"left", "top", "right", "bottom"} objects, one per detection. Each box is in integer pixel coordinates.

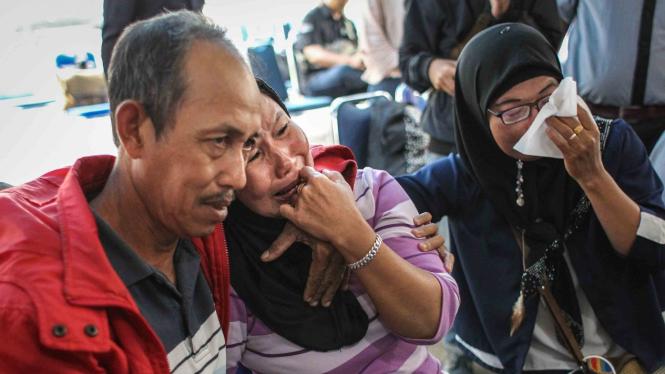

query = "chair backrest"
[
  {"left": 330, "top": 91, "right": 393, "bottom": 168},
  {"left": 285, "top": 36, "right": 309, "bottom": 97},
  {"left": 247, "top": 44, "right": 289, "bottom": 101},
  {"left": 56, "top": 53, "right": 96, "bottom": 69}
]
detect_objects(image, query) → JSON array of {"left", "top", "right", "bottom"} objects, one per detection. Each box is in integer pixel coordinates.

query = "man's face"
[
  {"left": 236, "top": 94, "right": 313, "bottom": 218},
  {"left": 133, "top": 41, "right": 261, "bottom": 238}
]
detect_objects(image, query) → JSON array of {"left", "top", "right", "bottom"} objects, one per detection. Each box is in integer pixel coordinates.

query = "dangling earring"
[{"left": 516, "top": 160, "right": 524, "bottom": 207}]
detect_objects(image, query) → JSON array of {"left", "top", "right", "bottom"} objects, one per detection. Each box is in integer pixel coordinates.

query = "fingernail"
[
  {"left": 322, "top": 169, "right": 330, "bottom": 173},
  {"left": 421, "top": 243, "right": 428, "bottom": 250},
  {"left": 260, "top": 251, "right": 269, "bottom": 260},
  {"left": 310, "top": 301, "right": 318, "bottom": 307},
  {"left": 323, "top": 301, "right": 331, "bottom": 307},
  {"left": 306, "top": 297, "right": 312, "bottom": 303}
]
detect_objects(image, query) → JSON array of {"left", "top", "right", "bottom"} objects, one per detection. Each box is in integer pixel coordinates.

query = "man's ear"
[{"left": 115, "top": 100, "right": 154, "bottom": 159}]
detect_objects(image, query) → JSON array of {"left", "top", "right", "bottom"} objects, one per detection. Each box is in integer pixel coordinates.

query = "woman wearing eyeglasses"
[{"left": 397, "top": 23, "right": 665, "bottom": 373}]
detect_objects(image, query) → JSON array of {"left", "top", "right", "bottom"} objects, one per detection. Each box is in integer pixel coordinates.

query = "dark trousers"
[
  {"left": 368, "top": 77, "right": 402, "bottom": 98},
  {"left": 630, "top": 116, "right": 665, "bottom": 154},
  {"left": 306, "top": 65, "right": 367, "bottom": 98}
]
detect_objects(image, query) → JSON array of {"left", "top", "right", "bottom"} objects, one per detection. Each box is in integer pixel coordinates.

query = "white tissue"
[{"left": 512, "top": 77, "right": 593, "bottom": 159}]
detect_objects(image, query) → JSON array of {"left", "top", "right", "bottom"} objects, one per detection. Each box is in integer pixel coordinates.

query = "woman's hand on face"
[
  {"left": 412, "top": 212, "right": 454, "bottom": 273},
  {"left": 545, "top": 104, "right": 607, "bottom": 188},
  {"left": 280, "top": 167, "right": 369, "bottom": 247},
  {"left": 262, "top": 222, "right": 350, "bottom": 308}
]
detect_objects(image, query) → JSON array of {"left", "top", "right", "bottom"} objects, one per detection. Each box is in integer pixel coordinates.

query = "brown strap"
[
  {"left": 538, "top": 279, "right": 585, "bottom": 365},
  {"left": 510, "top": 228, "right": 585, "bottom": 366}
]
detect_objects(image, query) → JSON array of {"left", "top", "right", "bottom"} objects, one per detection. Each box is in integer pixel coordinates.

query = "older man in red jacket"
[{"left": 0, "top": 12, "right": 261, "bottom": 373}]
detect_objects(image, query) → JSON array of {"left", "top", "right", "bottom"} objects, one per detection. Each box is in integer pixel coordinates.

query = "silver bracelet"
[{"left": 347, "top": 234, "right": 382, "bottom": 271}]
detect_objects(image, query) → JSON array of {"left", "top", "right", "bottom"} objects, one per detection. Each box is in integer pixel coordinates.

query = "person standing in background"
[
  {"left": 399, "top": 0, "right": 563, "bottom": 162},
  {"left": 295, "top": 0, "right": 368, "bottom": 98},
  {"left": 358, "top": 0, "right": 404, "bottom": 97},
  {"left": 102, "top": 0, "right": 204, "bottom": 76},
  {"left": 558, "top": 0, "right": 665, "bottom": 155}
]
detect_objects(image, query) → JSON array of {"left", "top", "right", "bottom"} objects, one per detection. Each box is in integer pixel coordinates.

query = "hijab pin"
[{"left": 501, "top": 26, "right": 511, "bottom": 34}]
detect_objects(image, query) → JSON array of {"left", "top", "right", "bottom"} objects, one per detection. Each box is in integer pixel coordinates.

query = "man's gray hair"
[{"left": 107, "top": 11, "right": 242, "bottom": 147}]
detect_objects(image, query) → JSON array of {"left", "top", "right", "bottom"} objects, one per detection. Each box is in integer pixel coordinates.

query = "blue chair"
[
  {"left": 285, "top": 36, "right": 307, "bottom": 97},
  {"left": 55, "top": 52, "right": 108, "bottom": 117},
  {"left": 247, "top": 44, "right": 332, "bottom": 113},
  {"left": 66, "top": 103, "right": 110, "bottom": 118},
  {"left": 56, "top": 53, "right": 96, "bottom": 69},
  {"left": 330, "top": 91, "right": 392, "bottom": 168}
]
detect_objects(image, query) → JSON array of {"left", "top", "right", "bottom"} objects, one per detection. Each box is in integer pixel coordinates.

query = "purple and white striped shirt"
[{"left": 226, "top": 168, "right": 460, "bottom": 374}]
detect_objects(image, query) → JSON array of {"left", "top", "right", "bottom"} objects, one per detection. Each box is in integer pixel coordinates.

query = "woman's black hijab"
[
  {"left": 224, "top": 78, "right": 369, "bottom": 351},
  {"left": 454, "top": 24, "right": 585, "bottom": 346}
]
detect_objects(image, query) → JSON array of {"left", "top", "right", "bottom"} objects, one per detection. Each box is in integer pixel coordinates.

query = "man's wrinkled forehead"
[{"left": 179, "top": 42, "right": 261, "bottom": 128}]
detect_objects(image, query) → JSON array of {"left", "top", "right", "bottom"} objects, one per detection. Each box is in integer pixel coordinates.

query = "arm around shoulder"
[{"left": 395, "top": 154, "right": 471, "bottom": 222}]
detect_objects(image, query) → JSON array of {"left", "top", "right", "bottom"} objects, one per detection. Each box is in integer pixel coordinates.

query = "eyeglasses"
[{"left": 487, "top": 95, "right": 551, "bottom": 125}]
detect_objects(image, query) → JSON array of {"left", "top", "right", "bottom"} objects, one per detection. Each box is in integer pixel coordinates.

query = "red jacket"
[{"left": 0, "top": 155, "right": 231, "bottom": 373}]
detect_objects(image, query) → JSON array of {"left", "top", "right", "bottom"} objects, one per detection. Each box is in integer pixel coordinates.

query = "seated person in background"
[
  {"left": 358, "top": 0, "right": 404, "bottom": 97},
  {"left": 225, "top": 79, "right": 460, "bottom": 373},
  {"left": 295, "top": 0, "right": 368, "bottom": 98},
  {"left": 397, "top": 23, "right": 665, "bottom": 372}
]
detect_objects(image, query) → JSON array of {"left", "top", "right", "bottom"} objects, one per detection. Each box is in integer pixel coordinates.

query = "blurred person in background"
[
  {"left": 558, "top": 0, "right": 665, "bottom": 196},
  {"left": 358, "top": 0, "right": 404, "bottom": 97},
  {"left": 558, "top": 0, "right": 665, "bottom": 154},
  {"left": 295, "top": 0, "right": 368, "bottom": 98},
  {"left": 399, "top": 0, "right": 563, "bottom": 162},
  {"left": 102, "top": 0, "right": 204, "bottom": 75}
]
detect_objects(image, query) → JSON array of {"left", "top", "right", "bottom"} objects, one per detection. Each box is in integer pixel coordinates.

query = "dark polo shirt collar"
[{"left": 91, "top": 210, "right": 201, "bottom": 301}]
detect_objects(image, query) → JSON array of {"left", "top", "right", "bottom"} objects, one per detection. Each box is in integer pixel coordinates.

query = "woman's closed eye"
[
  {"left": 277, "top": 122, "right": 289, "bottom": 136},
  {"left": 248, "top": 150, "right": 261, "bottom": 163}
]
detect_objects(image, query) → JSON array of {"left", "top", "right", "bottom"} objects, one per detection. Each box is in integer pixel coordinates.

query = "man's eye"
[{"left": 213, "top": 137, "right": 229, "bottom": 146}]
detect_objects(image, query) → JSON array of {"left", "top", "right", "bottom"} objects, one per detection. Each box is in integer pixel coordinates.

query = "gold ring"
[
  {"left": 573, "top": 125, "right": 584, "bottom": 134},
  {"left": 568, "top": 133, "right": 577, "bottom": 143},
  {"left": 296, "top": 182, "right": 306, "bottom": 195}
]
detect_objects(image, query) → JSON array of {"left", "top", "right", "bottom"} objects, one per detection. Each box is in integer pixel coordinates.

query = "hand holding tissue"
[{"left": 513, "top": 77, "right": 594, "bottom": 159}]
